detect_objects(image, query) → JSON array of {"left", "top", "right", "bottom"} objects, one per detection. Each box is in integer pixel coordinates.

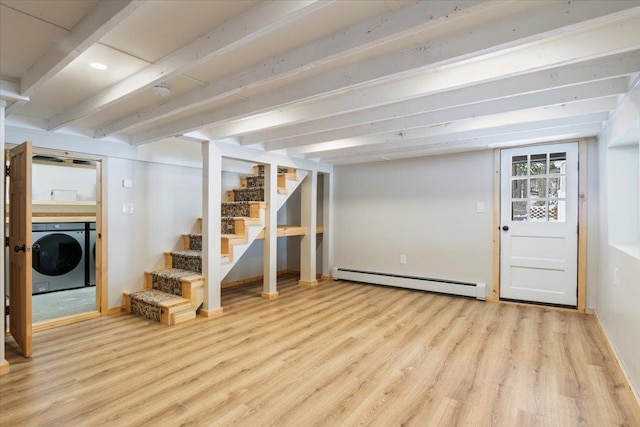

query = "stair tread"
[
  {"left": 221, "top": 234, "right": 247, "bottom": 239},
  {"left": 129, "top": 289, "right": 190, "bottom": 307},
  {"left": 150, "top": 268, "right": 202, "bottom": 279},
  {"left": 171, "top": 249, "right": 201, "bottom": 257}
]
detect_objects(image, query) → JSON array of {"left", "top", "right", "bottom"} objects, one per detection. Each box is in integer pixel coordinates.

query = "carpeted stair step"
[
  {"left": 221, "top": 217, "right": 247, "bottom": 235},
  {"left": 241, "top": 174, "right": 291, "bottom": 192},
  {"left": 124, "top": 289, "right": 193, "bottom": 325},
  {"left": 226, "top": 187, "right": 264, "bottom": 202},
  {"left": 242, "top": 175, "right": 264, "bottom": 188},
  {"left": 145, "top": 268, "right": 204, "bottom": 309},
  {"left": 168, "top": 250, "right": 202, "bottom": 273},
  {"left": 146, "top": 268, "right": 200, "bottom": 294},
  {"left": 183, "top": 233, "right": 202, "bottom": 251},
  {"left": 221, "top": 201, "right": 264, "bottom": 218}
]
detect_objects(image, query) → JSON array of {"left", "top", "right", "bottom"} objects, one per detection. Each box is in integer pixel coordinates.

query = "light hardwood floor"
[{"left": 1, "top": 275, "right": 639, "bottom": 426}]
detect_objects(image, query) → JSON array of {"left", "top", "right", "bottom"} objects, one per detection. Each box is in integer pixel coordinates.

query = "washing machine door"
[{"left": 32, "top": 233, "right": 83, "bottom": 276}]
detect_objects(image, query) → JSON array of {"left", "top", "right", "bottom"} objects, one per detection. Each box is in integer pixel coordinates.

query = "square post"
[
  {"left": 299, "top": 170, "right": 318, "bottom": 286},
  {"left": 262, "top": 163, "right": 278, "bottom": 298},
  {"left": 201, "top": 141, "right": 223, "bottom": 317}
]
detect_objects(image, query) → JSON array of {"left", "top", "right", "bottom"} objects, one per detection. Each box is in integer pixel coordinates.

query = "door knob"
[
  {"left": 14, "top": 244, "right": 26, "bottom": 252},
  {"left": 502, "top": 225, "right": 509, "bottom": 231}
]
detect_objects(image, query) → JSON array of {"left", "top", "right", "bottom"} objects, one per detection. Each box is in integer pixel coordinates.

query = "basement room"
[{"left": 1, "top": 1, "right": 639, "bottom": 425}]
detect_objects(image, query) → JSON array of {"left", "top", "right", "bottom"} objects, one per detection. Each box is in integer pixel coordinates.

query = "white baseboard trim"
[{"left": 593, "top": 309, "right": 640, "bottom": 406}]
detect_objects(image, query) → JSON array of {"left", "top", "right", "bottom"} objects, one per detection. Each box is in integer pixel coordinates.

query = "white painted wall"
[
  {"left": 596, "top": 83, "right": 640, "bottom": 398},
  {"left": 333, "top": 151, "right": 495, "bottom": 288},
  {"left": 32, "top": 163, "right": 97, "bottom": 201},
  {"left": 585, "top": 138, "right": 600, "bottom": 310},
  {"left": 286, "top": 177, "right": 324, "bottom": 273}
]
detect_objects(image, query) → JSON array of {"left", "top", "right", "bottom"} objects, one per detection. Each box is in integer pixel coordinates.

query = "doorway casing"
[{"left": 489, "top": 139, "right": 588, "bottom": 312}]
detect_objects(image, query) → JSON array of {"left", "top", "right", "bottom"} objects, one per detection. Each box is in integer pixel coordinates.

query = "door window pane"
[
  {"left": 549, "top": 152, "right": 566, "bottom": 174},
  {"left": 530, "top": 154, "right": 547, "bottom": 175},
  {"left": 548, "top": 177, "right": 562, "bottom": 197},
  {"left": 508, "top": 150, "right": 571, "bottom": 223},
  {"left": 512, "top": 155, "right": 528, "bottom": 176},
  {"left": 549, "top": 200, "right": 559, "bottom": 221},
  {"left": 512, "top": 179, "right": 527, "bottom": 198},
  {"left": 530, "top": 178, "right": 546, "bottom": 198},
  {"left": 530, "top": 200, "right": 547, "bottom": 222},
  {"left": 512, "top": 201, "right": 527, "bottom": 221}
]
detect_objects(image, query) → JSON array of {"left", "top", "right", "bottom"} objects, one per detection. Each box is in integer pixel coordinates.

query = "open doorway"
[{"left": 5, "top": 144, "right": 106, "bottom": 335}]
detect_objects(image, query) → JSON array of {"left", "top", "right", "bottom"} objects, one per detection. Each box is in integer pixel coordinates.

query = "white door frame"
[{"left": 490, "top": 139, "right": 587, "bottom": 312}]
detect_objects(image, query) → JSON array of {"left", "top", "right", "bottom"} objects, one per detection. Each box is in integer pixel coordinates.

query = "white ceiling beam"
[
  {"left": 6, "top": 0, "right": 145, "bottom": 115},
  {"left": 231, "top": 22, "right": 640, "bottom": 143},
  {"left": 327, "top": 123, "right": 603, "bottom": 165},
  {"left": 0, "top": 80, "right": 29, "bottom": 102},
  {"left": 213, "top": 142, "right": 333, "bottom": 174},
  {"left": 96, "top": 0, "right": 496, "bottom": 137},
  {"left": 131, "top": 1, "right": 640, "bottom": 144},
  {"left": 266, "top": 77, "right": 626, "bottom": 151},
  {"left": 309, "top": 107, "right": 613, "bottom": 160},
  {"left": 243, "top": 52, "right": 640, "bottom": 146},
  {"left": 47, "top": 0, "right": 331, "bottom": 131}
]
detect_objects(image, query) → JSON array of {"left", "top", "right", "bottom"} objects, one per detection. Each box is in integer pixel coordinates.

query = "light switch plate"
[
  {"left": 122, "top": 203, "right": 134, "bottom": 215},
  {"left": 477, "top": 202, "right": 485, "bottom": 213}
]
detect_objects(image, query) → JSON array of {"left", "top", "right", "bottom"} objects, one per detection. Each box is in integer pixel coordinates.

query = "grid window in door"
[{"left": 510, "top": 152, "right": 567, "bottom": 222}]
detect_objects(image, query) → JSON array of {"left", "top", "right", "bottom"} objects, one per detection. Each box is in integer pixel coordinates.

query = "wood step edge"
[{"left": 171, "top": 309, "right": 196, "bottom": 325}]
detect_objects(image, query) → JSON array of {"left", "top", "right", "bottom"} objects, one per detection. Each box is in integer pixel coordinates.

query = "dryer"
[
  {"left": 32, "top": 223, "right": 86, "bottom": 294},
  {"left": 88, "top": 222, "right": 96, "bottom": 287}
]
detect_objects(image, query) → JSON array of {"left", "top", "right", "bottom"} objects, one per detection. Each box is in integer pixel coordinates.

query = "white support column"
[
  {"left": 321, "top": 172, "right": 333, "bottom": 279},
  {"left": 262, "top": 163, "right": 278, "bottom": 299},
  {"left": 201, "top": 141, "right": 223, "bottom": 318},
  {"left": 299, "top": 170, "right": 318, "bottom": 287},
  {"left": 0, "top": 100, "right": 8, "bottom": 374}
]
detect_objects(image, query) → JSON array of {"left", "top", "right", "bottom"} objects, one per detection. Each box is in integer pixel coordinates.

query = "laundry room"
[{"left": 6, "top": 154, "right": 98, "bottom": 324}]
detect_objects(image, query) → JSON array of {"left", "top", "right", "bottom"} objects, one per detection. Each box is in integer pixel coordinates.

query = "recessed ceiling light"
[{"left": 90, "top": 62, "right": 107, "bottom": 70}]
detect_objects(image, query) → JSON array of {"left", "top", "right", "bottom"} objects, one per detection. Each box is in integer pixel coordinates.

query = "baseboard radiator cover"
[{"left": 332, "top": 267, "right": 486, "bottom": 301}]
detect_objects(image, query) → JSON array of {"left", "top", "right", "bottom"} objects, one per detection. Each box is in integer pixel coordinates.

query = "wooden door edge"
[{"left": 489, "top": 149, "right": 500, "bottom": 302}]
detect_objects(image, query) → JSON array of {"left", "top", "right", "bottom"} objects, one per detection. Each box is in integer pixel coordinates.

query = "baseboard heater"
[{"left": 332, "top": 267, "right": 486, "bottom": 301}]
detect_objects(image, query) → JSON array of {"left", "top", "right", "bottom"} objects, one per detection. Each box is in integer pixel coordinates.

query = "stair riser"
[
  {"left": 188, "top": 234, "right": 202, "bottom": 251},
  {"left": 243, "top": 175, "right": 264, "bottom": 188},
  {"left": 131, "top": 299, "right": 162, "bottom": 323},
  {"left": 229, "top": 188, "right": 264, "bottom": 202},
  {"left": 172, "top": 254, "right": 202, "bottom": 273},
  {"left": 222, "top": 202, "right": 251, "bottom": 217},
  {"left": 221, "top": 218, "right": 246, "bottom": 235},
  {"left": 151, "top": 275, "right": 183, "bottom": 296},
  {"left": 222, "top": 217, "right": 235, "bottom": 234}
]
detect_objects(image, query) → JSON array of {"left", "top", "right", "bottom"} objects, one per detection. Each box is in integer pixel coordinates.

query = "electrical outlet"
[
  {"left": 400, "top": 255, "right": 407, "bottom": 264},
  {"left": 613, "top": 268, "right": 619, "bottom": 286}
]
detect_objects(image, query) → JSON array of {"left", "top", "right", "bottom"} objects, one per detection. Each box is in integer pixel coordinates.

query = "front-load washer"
[
  {"left": 88, "top": 222, "right": 96, "bottom": 287},
  {"left": 32, "top": 223, "right": 86, "bottom": 294}
]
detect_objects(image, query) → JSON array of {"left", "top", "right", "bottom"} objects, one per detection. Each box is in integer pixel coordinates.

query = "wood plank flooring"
[{"left": 1, "top": 275, "right": 639, "bottom": 426}]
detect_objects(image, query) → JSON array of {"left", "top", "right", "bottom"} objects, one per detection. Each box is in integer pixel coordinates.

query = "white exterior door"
[{"left": 500, "top": 142, "right": 578, "bottom": 306}]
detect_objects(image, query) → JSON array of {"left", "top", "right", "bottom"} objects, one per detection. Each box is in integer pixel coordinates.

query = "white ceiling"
[{"left": 1, "top": 0, "right": 639, "bottom": 165}]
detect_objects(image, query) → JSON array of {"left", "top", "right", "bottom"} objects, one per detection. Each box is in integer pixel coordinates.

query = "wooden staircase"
[{"left": 123, "top": 165, "right": 304, "bottom": 325}]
